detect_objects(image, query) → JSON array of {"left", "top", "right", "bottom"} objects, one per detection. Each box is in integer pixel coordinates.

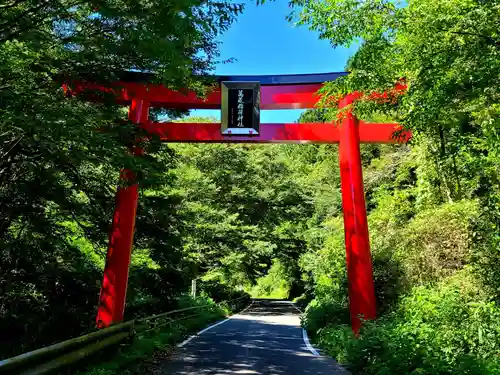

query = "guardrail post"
[
  {"left": 191, "top": 279, "right": 197, "bottom": 297},
  {"left": 338, "top": 93, "right": 377, "bottom": 334},
  {"left": 96, "top": 98, "right": 148, "bottom": 328}
]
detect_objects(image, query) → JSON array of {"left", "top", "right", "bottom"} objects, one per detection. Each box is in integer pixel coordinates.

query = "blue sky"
[{"left": 192, "top": 1, "right": 358, "bottom": 123}]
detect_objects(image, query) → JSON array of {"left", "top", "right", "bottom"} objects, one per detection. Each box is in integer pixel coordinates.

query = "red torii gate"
[{"left": 78, "top": 72, "right": 410, "bottom": 333}]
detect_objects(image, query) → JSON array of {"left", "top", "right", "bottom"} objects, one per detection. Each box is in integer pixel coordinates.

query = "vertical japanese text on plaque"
[
  {"left": 221, "top": 81, "right": 260, "bottom": 135},
  {"left": 237, "top": 89, "right": 244, "bottom": 127}
]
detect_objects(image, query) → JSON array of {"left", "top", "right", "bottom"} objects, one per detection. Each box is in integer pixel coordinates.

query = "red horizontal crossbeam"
[
  {"left": 142, "top": 121, "right": 411, "bottom": 144},
  {"left": 72, "top": 82, "right": 325, "bottom": 110}
]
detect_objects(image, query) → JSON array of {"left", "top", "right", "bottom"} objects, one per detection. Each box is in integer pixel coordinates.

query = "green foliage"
[
  {"left": 289, "top": 0, "right": 401, "bottom": 49},
  {"left": 169, "top": 142, "right": 315, "bottom": 294},
  {"left": 298, "top": 142, "right": 498, "bottom": 374},
  {"left": 300, "top": 217, "right": 347, "bottom": 302},
  {"left": 302, "top": 298, "right": 350, "bottom": 337},
  {"left": 286, "top": 4, "right": 500, "bottom": 373},
  {"left": 251, "top": 259, "right": 291, "bottom": 299},
  {"left": 316, "top": 274, "right": 500, "bottom": 375},
  {"left": 289, "top": 0, "right": 500, "bottom": 229},
  {"left": 2, "top": 3, "right": 500, "bottom": 374},
  {"left": 0, "top": 0, "right": 241, "bottom": 359},
  {"left": 199, "top": 280, "right": 250, "bottom": 304},
  {"left": 396, "top": 200, "right": 479, "bottom": 285}
]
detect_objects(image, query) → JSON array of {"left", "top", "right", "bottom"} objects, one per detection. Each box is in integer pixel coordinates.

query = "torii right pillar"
[{"left": 338, "top": 93, "right": 377, "bottom": 334}]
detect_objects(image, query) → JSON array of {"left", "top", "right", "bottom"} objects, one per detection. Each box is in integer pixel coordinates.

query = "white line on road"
[
  {"left": 236, "top": 301, "right": 254, "bottom": 315},
  {"left": 177, "top": 301, "right": 254, "bottom": 348},
  {"left": 289, "top": 301, "right": 321, "bottom": 357},
  {"left": 290, "top": 301, "right": 303, "bottom": 314},
  {"left": 302, "top": 328, "right": 320, "bottom": 356},
  {"left": 178, "top": 318, "right": 230, "bottom": 347}
]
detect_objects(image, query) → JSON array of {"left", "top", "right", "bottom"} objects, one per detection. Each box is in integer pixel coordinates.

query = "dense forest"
[{"left": 1, "top": 0, "right": 499, "bottom": 374}]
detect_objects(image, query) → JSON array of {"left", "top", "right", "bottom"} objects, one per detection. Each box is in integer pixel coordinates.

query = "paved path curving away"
[{"left": 160, "top": 299, "right": 349, "bottom": 375}]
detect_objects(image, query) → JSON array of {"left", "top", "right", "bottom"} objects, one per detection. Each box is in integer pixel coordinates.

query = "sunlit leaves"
[{"left": 287, "top": 0, "right": 402, "bottom": 47}]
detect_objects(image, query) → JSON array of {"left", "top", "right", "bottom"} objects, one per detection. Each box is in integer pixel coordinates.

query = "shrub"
[
  {"left": 299, "top": 217, "right": 348, "bottom": 302},
  {"left": 397, "top": 200, "right": 480, "bottom": 285},
  {"left": 302, "top": 298, "right": 350, "bottom": 337},
  {"left": 315, "top": 272, "right": 500, "bottom": 375},
  {"left": 199, "top": 280, "right": 249, "bottom": 303}
]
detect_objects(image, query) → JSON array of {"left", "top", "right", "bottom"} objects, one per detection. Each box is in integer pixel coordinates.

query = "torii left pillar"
[{"left": 96, "top": 98, "right": 148, "bottom": 328}]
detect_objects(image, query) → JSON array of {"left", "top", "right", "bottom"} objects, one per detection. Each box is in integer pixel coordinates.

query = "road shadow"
[
  {"left": 242, "top": 299, "right": 300, "bottom": 317},
  {"left": 154, "top": 298, "right": 350, "bottom": 375}
]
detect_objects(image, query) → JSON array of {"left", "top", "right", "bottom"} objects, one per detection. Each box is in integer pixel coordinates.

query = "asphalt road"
[{"left": 160, "top": 299, "right": 349, "bottom": 375}]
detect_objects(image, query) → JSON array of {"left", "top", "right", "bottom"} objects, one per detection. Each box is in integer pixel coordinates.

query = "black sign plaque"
[{"left": 221, "top": 81, "right": 260, "bottom": 135}]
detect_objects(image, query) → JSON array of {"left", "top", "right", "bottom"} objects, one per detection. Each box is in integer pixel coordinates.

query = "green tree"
[
  {"left": 288, "top": 0, "right": 500, "bottom": 296},
  {"left": 0, "top": 0, "right": 242, "bottom": 357},
  {"left": 285, "top": 2, "right": 500, "bottom": 373}
]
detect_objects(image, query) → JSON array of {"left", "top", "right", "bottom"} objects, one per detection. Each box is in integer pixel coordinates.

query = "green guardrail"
[{"left": 0, "top": 296, "right": 249, "bottom": 375}]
